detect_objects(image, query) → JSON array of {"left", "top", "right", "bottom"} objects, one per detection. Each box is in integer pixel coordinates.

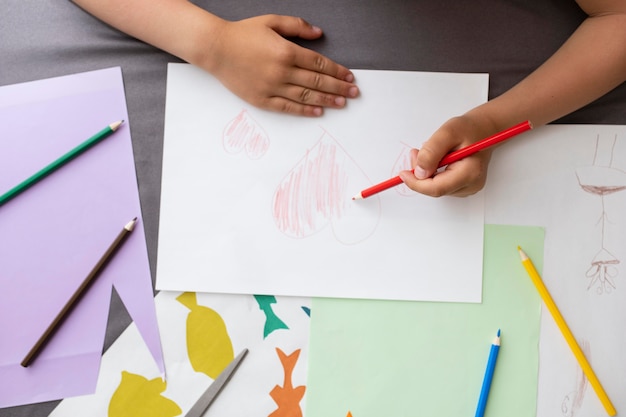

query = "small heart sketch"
[{"left": 223, "top": 109, "right": 271, "bottom": 159}]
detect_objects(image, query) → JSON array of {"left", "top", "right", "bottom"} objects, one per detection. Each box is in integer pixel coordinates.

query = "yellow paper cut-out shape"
[
  {"left": 108, "top": 371, "right": 181, "bottom": 417},
  {"left": 177, "top": 292, "right": 234, "bottom": 379}
]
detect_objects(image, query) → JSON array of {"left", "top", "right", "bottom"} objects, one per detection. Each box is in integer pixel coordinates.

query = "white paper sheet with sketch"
[
  {"left": 485, "top": 125, "right": 626, "bottom": 416},
  {"left": 157, "top": 64, "right": 488, "bottom": 302}
]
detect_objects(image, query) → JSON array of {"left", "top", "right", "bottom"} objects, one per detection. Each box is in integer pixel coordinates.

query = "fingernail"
[
  {"left": 413, "top": 166, "right": 428, "bottom": 179},
  {"left": 344, "top": 73, "right": 355, "bottom": 83},
  {"left": 348, "top": 86, "right": 358, "bottom": 97},
  {"left": 312, "top": 107, "right": 323, "bottom": 116},
  {"left": 334, "top": 96, "right": 346, "bottom": 106},
  {"left": 311, "top": 25, "right": 322, "bottom": 34}
]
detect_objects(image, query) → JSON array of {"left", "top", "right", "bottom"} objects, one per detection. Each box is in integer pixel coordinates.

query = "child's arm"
[
  {"left": 401, "top": 0, "right": 626, "bottom": 197},
  {"left": 72, "top": 0, "right": 359, "bottom": 117}
]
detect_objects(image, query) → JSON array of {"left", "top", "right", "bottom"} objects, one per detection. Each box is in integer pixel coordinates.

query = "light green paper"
[{"left": 306, "top": 224, "right": 543, "bottom": 417}]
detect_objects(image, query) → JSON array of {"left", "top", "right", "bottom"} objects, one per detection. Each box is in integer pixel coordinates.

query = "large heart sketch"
[{"left": 272, "top": 130, "right": 381, "bottom": 245}]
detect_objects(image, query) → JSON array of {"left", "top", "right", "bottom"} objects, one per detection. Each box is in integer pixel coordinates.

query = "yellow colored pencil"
[{"left": 517, "top": 246, "right": 616, "bottom": 416}]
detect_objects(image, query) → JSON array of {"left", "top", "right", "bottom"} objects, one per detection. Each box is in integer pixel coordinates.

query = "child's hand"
[
  {"left": 203, "top": 14, "right": 359, "bottom": 117},
  {"left": 398, "top": 115, "right": 498, "bottom": 197}
]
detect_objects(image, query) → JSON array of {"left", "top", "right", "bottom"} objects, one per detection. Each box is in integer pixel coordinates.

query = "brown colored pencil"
[{"left": 21, "top": 217, "right": 138, "bottom": 367}]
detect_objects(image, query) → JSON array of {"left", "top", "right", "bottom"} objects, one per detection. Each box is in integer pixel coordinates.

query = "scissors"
[{"left": 184, "top": 348, "right": 249, "bottom": 417}]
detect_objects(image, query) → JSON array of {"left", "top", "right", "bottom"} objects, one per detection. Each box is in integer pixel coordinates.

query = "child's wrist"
[{"left": 184, "top": 13, "right": 227, "bottom": 75}]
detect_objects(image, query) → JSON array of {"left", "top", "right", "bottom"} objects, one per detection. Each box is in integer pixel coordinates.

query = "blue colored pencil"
[{"left": 475, "top": 329, "right": 501, "bottom": 417}]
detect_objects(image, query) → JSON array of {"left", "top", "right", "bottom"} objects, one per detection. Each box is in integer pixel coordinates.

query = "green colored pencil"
[{"left": 0, "top": 120, "right": 124, "bottom": 207}]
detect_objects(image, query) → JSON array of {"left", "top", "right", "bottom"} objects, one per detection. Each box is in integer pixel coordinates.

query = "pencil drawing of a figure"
[
  {"left": 575, "top": 134, "right": 625, "bottom": 294},
  {"left": 561, "top": 339, "right": 590, "bottom": 417}
]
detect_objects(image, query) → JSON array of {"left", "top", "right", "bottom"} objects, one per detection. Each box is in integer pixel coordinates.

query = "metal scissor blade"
[{"left": 185, "top": 348, "right": 249, "bottom": 417}]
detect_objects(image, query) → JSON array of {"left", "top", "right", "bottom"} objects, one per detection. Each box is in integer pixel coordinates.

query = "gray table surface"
[{"left": 2, "top": 1, "right": 624, "bottom": 415}]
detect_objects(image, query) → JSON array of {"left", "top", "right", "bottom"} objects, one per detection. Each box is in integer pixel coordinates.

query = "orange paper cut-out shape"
[{"left": 269, "top": 348, "right": 306, "bottom": 417}]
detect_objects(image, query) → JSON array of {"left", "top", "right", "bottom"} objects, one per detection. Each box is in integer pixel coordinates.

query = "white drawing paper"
[
  {"left": 485, "top": 124, "right": 626, "bottom": 416},
  {"left": 157, "top": 64, "right": 489, "bottom": 302}
]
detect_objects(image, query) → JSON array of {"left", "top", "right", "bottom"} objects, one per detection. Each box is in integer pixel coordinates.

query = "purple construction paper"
[{"left": 0, "top": 67, "right": 164, "bottom": 407}]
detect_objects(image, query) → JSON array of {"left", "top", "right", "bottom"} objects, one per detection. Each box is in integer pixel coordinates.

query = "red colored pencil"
[{"left": 352, "top": 120, "right": 533, "bottom": 200}]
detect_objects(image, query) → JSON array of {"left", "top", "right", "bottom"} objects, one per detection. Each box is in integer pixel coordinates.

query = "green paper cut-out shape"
[{"left": 254, "top": 294, "right": 289, "bottom": 338}]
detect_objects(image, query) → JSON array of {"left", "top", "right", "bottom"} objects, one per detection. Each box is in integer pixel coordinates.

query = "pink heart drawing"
[
  {"left": 222, "top": 109, "right": 270, "bottom": 159},
  {"left": 272, "top": 129, "right": 381, "bottom": 245}
]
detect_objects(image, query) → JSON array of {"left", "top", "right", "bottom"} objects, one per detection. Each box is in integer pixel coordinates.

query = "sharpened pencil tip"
[
  {"left": 517, "top": 246, "right": 529, "bottom": 261},
  {"left": 110, "top": 120, "right": 124, "bottom": 131},
  {"left": 492, "top": 329, "right": 501, "bottom": 345},
  {"left": 352, "top": 193, "right": 362, "bottom": 200},
  {"left": 125, "top": 217, "right": 138, "bottom": 231}
]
